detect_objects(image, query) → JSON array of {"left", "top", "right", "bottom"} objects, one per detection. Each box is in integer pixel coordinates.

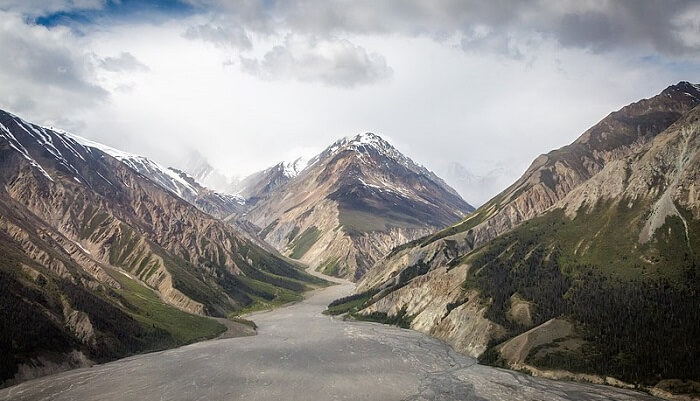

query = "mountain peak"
[
  {"left": 348, "top": 132, "right": 385, "bottom": 145},
  {"left": 663, "top": 81, "right": 700, "bottom": 100},
  {"left": 317, "top": 131, "right": 431, "bottom": 176},
  {"left": 332, "top": 132, "right": 391, "bottom": 152}
]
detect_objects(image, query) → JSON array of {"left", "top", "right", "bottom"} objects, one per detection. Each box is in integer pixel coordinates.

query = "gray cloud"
[
  {"left": 0, "top": 11, "right": 107, "bottom": 119},
  {"left": 195, "top": 0, "right": 700, "bottom": 58},
  {"left": 0, "top": 27, "right": 102, "bottom": 93},
  {"left": 184, "top": 22, "right": 252, "bottom": 49},
  {"left": 99, "top": 52, "right": 150, "bottom": 73},
  {"left": 238, "top": 35, "right": 393, "bottom": 87}
]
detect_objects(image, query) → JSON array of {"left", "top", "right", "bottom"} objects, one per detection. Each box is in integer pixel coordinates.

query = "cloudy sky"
[{"left": 1, "top": 0, "right": 699, "bottom": 204}]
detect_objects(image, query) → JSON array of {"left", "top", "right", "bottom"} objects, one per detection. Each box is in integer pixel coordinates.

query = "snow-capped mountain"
[
  {"left": 31, "top": 128, "right": 246, "bottom": 219},
  {"left": 243, "top": 132, "right": 474, "bottom": 280},
  {"left": 234, "top": 157, "right": 309, "bottom": 205}
]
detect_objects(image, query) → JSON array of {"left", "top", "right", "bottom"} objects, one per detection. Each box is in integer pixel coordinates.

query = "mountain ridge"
[{"left": 342, "top": 81, "right": 700, "bottom": 390}]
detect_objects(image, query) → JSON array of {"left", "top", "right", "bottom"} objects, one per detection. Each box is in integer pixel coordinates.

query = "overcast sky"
[{"left": 1, "top": 0, "right": 699, "bottom": 204}]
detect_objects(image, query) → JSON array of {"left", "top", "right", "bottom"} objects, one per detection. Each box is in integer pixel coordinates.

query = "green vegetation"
[
  {"left": 420, "top": 192, "right": 509, "bottom": 245},
  {"left": 353, "top": 307, "right": 414, "bottom": 329},
  {"left": 324, "top": 297, "right": 368, "bottom": 316},
  {"left": 109, "top": 270, "right": 226, "bottom": 344},
  {"left": 229, "top": 316, "right": 257, "bottom": 330},
  {"left": 386, "top": 237, "right": 425, "bottom": 258},
  {"left": 289, "top": 226, "right": 320, "bottom": 259},
  {"left": 326, "top": 290, "right": 413, "bottom": 327},
  {"left": 337, "top": 207, "right": 423, "bottom": 236},
  {"left": 79, "top": 206, "right": 110, "bottom": 240},
  {"left": 229, "top": 290, "right": 302, "bottom": 316},
  {"left": 0, "top": 258, "right": 226, "bottom": 387},
  {"left": 654, "top": 380, "right": 700, "bottom": 396},
  {"left": 460, "top": 199, "right": 685, "bottom": 281},
  {"left": 465, "top": 199, "right": 700, "bottom": 384},
  {"left": 422, "top": 208, "right": 488, "bottom": 245},
  {"left": 324, "top": 290, "right": 377, "bottom": 316},
  {"left": 259, "top": 219, "right": 279, "bottom": 240},
  {"left": 319, "top": 257, "right": 340, "bottom": 276}
]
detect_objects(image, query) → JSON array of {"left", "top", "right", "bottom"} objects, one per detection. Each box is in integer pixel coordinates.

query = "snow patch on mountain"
[
  {"left": 64, "top": 132, "right": 200, "bottom": 199},
  {"left": 281, "top": 157, "right": 309, "bottom": 178},
  {"left": 0, "top": 120, "right": 55, "bottom": 182}
]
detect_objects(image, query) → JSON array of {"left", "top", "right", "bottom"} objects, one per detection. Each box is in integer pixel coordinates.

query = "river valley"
[{"left": 0, "top": 274, "right": 658, "bottom": 401}]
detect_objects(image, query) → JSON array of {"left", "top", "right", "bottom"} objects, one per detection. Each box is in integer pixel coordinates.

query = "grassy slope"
[
  {"left": 108, "top": 269, "right": 226, "bottom": 344},
  {"left": 0, "top": 257, "right": 226, "bottom": 386},
  {"left": 289, "top": 227, "right": 321, "bottom": 259}
]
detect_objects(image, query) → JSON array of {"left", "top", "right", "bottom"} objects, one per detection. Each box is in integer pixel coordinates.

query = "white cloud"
[{"left": 194, "top": 0, "right": 700, "bottom": 58}]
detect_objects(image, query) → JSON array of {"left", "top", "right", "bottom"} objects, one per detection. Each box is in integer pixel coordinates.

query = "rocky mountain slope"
[
  {"left": 0, "top": 109, "right": 323, "bottom": 387},
  {"left": 346, "top": 82, "right": 700, "bottom": 390},
  {"left": 72, "top": 137, "right": 245, "bottom": 219},
  {"left": 243, "top": 133, "right": 474, "bottom": 280},
  {"left": 234, "top": 158, "right": 307, "bottom": 206}
]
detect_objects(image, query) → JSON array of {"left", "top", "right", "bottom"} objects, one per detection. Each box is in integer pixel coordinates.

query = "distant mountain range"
[{"left": 346, "top": 81, "right": 700, "bottom": 391}]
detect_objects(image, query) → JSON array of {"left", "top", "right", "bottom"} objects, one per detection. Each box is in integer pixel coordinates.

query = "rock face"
[
  {"left": 0, "top": 109, "right": 322, "bottom": 387},
  {"left": 354, "top": 82, "right": 700, "bottom": 387},
  {"left": 243, "top": 133, "right": 474, "bottom": 280}
]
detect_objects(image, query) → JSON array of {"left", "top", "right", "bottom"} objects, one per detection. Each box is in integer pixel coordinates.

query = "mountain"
[
  {"left": 234, "top": 157, "right": 308, "bottom": 205},
  {"left": 343, "top": 82, "right": 700, "bottom": 389},
  {"left": 0, "top": 110, "right": 324, "bottom": 386},
  {"left": 167, "top": 168, "right": 246, "bottom": 219},
  {"left": 243, "top": 133, "right": 474, "bottom": 280}
]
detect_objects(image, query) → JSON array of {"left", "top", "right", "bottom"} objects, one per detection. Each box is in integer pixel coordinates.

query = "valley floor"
[{"left": 0, "top": 271, "right": 658, "bottom": 401}]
